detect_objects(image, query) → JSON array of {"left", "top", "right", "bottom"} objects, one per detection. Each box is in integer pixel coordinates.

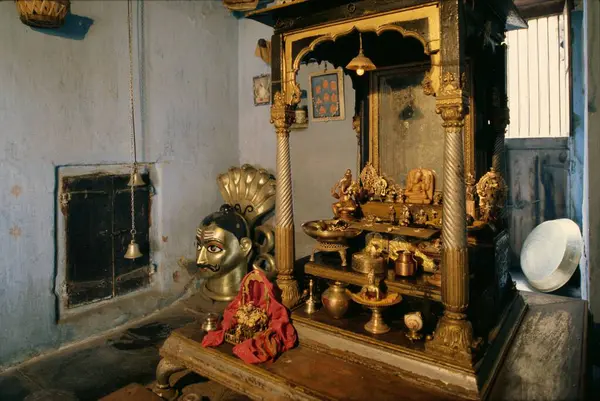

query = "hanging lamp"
[
  {"left": 346, "top": 32, "right": 376, "bottom": 76},
  {"left": 124, "top": 0, "right": 143, "bottom": 260}
]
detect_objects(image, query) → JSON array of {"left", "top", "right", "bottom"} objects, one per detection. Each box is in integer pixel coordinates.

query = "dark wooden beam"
[
  {"left": 586, "top": 0, "right": 600, "bottom": 325},
  {"left": 514, "top": 0, "right": 567, "bottom": 18}
]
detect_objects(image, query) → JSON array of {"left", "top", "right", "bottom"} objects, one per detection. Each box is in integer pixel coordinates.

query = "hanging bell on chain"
[
  {"left": 124, "top": 239, "right": 143, "bottom": 259},
  {"left": 128, "top": 168, "right": 146, "bottom": 187}
]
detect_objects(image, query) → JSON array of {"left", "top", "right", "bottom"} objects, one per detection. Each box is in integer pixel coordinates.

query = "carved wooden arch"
[
  {"left": 281, "top": 5, "right": 442, "bottom": 105},
  {"left": 291, "top": 25, "right": 432, "bottom": 73}
]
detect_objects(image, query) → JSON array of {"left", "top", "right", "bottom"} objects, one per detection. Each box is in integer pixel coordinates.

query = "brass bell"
[
  {"left": 124, "top": 240, "right": 143, "bottom": 259},
  {"left": 128, "top": 169, "right": 146, "bottom": 187}
]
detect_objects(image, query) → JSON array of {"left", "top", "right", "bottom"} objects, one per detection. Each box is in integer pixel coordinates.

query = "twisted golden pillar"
[
  {"left": 426, "top": 72, "right": 473, "bottom": 363},
  {"left": 270, "top": 92, "right": 300, "bottom": 308}
]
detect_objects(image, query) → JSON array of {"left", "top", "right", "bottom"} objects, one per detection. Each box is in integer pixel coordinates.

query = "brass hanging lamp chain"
[
  {"left": 359, "top": 32, "right": 363, "bottom": 53},
  {"left": 127, "top": 0, "right": 137, "bottom": 237}
]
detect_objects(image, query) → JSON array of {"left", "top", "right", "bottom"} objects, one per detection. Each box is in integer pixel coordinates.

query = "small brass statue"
[
  {"left": 392, "top": 184, "right": 405, "bottom": 204},
  {"left": 373, "top": 176, "right": 388, "bottom": 201},
  {"left": 399, "top": 205, "right": 411, "bottom": 226},
  {"left": 388, "top": 205, "right": 397, "bottom": 225},
  {"left": 359, "top": 269, "right": 383, "bottom": 301},
  {"left": 415, "top": 209, "right": 428, "bottom": 225},
  {"left": 405, "top": 168, "right": 434, "bottom": 204},
  {"left": 331, "top": 169, "right": 358, "bottom": 220},
  {"left": 196, "top": 165, "right": 277, "bottom": 302}
]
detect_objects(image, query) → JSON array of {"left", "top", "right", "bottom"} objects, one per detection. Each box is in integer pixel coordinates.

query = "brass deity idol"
[
  {"left": 331, "top": 169, "right": 359, "bottom": 220},
  {"left": 388, "top": 205, "right": 397, "bottom": 225},
  {"left": 405, "top": 168, "right": 434, "bottom": 204},
  {"left": 349, "top": 268, "right": 402, "bottom": 334},
  {"left": 196, "top": 165, "right": 277, "bottom": 302},
  {"left": 358, "top": 269, "right": 383, "bottom": 301},
  {"left": 476, "top": 168, "right": 507, "bottom": 223}
]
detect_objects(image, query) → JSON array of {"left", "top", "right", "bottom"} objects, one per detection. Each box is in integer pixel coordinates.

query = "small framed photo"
[
  {"left": 308, "top": 67, "right": 345, "bottom": 122},
  {"left": 253, "top": 74, "right": 271, "bottom": 106}
]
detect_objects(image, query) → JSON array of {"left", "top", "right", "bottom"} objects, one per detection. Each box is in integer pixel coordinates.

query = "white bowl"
[{"left": 520, "top": 218, "right": 582, "bottom": 293}]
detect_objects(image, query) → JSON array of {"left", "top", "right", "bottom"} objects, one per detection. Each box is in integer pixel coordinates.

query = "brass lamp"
[{"left": 346, "top": 32, "right": 376, "bottom": 76}]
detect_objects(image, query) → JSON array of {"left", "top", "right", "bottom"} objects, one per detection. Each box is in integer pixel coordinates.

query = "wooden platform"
[{"left": 154, "top": 292, "right": 587, "bottom": 401}]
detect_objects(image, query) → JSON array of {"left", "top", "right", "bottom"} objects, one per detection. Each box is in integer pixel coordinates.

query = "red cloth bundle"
[{"left": 201, "top": 269, "right": 297, "bottom": 364}]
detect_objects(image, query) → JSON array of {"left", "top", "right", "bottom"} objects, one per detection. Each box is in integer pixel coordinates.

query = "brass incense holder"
[
  {"left": 350, "top": 291, "right": 402, "bottom": 334},
  {"left": 201, "top": 313, "right": 219, "bottom": 332}
]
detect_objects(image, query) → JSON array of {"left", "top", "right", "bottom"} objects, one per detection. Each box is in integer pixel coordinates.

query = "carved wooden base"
[
  {"left": 425, "top": 313, "right": 474, "bottom": 365},
  {"left": 152, "top": 358, "right": 186, "bottom": 400},
  {"left": 293, "top": 291, "right": 528, "bottom": 400}
]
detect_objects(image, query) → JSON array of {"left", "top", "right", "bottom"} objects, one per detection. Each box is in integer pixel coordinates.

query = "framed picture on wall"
[
  {"left": 253, "top": 74, "right": 271, "bottom": 106},
  {"left": 308, "top": 67, "right": 345, "bottom": 122}
]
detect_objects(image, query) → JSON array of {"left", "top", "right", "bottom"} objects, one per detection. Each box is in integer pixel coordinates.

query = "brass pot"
[
  {"left": 395, "top": 251, "right": 417, "bottom": 277},
  {"left": 321, "top": 281, "right": 350, "bottom": 319}
]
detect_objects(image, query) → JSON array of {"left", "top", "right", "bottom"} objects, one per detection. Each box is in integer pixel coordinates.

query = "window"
[
  {"left": 506, "top": 10, "right": 570, "bottom": 138},
  {"left": 60, "top": 172, "right": 151, "bottom": 308}
]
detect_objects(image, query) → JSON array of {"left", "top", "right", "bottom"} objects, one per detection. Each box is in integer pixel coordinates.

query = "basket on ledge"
[
  {"left": 222, "top": 0, "right": 259, "bottom": 12},
  {"left": 15, "top": 0, "right": 70, "bottom": 29}
]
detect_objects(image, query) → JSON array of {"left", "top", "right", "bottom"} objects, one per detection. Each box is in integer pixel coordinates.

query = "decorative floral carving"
[
  {"left": 440, "top": 72, "right": 461, "bottom": 96},
  {"left": 428, "top": 315, "right": 474, "bottom": 357},
  {"left": 274, "top": 17, "right": 296, "bottom": 30},
  {"left": 476, "top": 168, "right": 507, "bottom": 223},
  {"left": 422, "top": 70, "right": 435, "bottom": 96},
  {"left": 270, "top": 91, "right": 294, "bottom": 136}
]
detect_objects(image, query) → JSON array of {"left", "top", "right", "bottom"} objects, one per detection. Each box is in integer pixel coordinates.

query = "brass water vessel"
[{"left": 395, "top": 251, "right": 417, "bottom": 277}]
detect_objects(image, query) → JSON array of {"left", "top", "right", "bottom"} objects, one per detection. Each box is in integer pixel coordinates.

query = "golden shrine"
[{"left": 155, "top": 1, "right": 532, "bottom": 399}]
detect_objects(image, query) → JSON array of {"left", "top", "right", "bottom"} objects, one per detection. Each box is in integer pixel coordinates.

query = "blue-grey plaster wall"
[
  {"left": 238, "top": 19, "right": 275, "bottom": 170},
  {"left": 237, "top": 19, "right": 358, "bottom": 258},
  {"left": 0, "top": 1, "right": 238, "bottom": 368}
]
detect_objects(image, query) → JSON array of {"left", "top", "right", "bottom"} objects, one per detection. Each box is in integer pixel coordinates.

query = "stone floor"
[{"left": 0, "top": 294, "right": 247, "bottom": 401}]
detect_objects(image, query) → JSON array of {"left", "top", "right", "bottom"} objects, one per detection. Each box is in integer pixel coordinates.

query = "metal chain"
[{"left": 127, "top": 0, "right": 137, "bottom": 237}]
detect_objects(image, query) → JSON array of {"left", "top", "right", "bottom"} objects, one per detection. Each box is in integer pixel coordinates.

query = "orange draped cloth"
[{"left": 201, "top": 269, "right": 297, "bottom": 364}]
